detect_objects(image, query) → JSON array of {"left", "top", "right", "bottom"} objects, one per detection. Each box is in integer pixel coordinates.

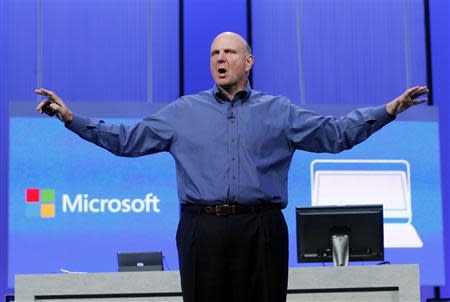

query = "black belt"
[{"left": 181, "top": 203, "right": 280, "bottom": 216}]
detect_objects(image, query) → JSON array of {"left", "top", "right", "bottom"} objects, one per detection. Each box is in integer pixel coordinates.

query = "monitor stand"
[{"left": 332, "top": 234, "right": 349, "bottom": 266}]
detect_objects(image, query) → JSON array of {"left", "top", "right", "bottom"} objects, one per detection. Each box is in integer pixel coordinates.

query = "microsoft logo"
[
  {"left": 24, "top": 188, "right": 161, "bottom": 218},
  {"left": 25, "top": 188, "right": 56, "bottom": 218}
]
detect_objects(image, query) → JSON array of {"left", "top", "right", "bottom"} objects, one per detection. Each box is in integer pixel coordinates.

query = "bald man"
[{"left": 36, "top": 32, "right": 428, "bottom": 302}]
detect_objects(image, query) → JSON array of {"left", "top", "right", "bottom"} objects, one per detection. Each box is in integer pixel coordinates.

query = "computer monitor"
[
  {"left": 117, "top": 251, "right": 163, "bottom": 272},
  {"left": 296, "top": 205, "right": 384, "bottom": 266},
  {"left": 5, "top": 295, "right": 14, "bottom": 302}
]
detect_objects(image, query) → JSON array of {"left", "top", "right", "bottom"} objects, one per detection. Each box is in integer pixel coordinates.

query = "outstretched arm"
[
  {"left": 287, "top": 86, "right": 429, "bottom": 154},
  {"left": 34, "top": 88, "right": 176, "bottom": 157}
]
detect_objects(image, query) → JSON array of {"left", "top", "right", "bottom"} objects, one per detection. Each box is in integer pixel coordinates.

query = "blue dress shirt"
[{"left": 66, "top": 84, "right": 394, "bottom": 208}]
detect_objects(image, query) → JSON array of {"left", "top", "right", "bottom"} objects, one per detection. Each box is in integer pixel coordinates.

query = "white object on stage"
[{"left": 310, "top": 159, "right": 423, "bottom": 248}]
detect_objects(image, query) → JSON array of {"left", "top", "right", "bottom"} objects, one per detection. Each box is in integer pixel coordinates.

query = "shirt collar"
[{"left": 212, "top": 82, "right": 252, "bottom": 103}]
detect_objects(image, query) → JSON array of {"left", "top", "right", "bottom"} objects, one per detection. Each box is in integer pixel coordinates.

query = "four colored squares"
[{"left": 25, "top": 188, "right": 55, "bottom": 218}]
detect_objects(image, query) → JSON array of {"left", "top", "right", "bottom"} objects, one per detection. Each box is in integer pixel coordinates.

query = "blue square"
[{"left": 26, "top": 204, "right": 40, "bottom": 218}]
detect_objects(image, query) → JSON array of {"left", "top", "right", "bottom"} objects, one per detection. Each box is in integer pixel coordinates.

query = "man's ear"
[{"left": 245, "top": 55, "right": 254, "bottom": 72}]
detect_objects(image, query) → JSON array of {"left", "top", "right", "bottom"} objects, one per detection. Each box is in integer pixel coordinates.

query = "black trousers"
[{"left": 176, "top": 206, "right": 289, "bottom": 302}]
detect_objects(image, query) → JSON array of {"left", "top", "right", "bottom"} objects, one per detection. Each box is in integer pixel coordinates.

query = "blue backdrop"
[{"left": 1, "top": 0, "right": 449, "bottom": 300}]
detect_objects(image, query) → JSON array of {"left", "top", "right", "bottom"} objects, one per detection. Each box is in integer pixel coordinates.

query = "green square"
[{"left": 41, "top": 189, "right": 55, "bottom": 203}]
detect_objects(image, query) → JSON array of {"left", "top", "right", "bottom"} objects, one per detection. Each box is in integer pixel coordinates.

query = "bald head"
[{"left": 211, "top": 32, "right": 252, "bottom": 55}]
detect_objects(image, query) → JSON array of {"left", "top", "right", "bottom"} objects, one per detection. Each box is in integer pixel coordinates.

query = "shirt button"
[
  {"left": 232, "top": 157, "right": 235, "bottom": 160},
  {"left": 231, "top": 138, "right": 235, "bottom": 142},
  {"left": 232, "top": 176, "right": 236, "bottom": 180}
]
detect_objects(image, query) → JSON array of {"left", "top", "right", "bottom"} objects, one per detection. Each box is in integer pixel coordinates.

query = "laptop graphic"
[{"left": 310, "top": 159, "right": 423, "bottom": 248}]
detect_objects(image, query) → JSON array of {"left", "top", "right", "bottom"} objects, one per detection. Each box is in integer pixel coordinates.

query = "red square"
[{"left": 26, "top": 189, "right": 40, "bottom": 202}]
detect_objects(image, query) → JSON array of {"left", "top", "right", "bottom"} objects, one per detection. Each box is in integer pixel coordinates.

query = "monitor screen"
[
  {"left": 117, "top": 251, "right": 163, "bottom": 272},
  {"left": 296, "top": 205, "right": 384, "bottom": 263}
]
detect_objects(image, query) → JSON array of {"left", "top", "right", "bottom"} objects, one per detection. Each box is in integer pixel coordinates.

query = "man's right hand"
[{"left": 35, "top": 88, "right": 73, "bottom": 124}]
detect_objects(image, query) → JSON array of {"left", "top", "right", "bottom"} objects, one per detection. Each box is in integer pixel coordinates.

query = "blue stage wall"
[
  {"left": 1, "top": 0, "right": 449, "bottom": 300},
  {"left": 428, "top": 0, "right": 450, "bottom": 298},
  {"left": 252, "top": 0, "right": 427, "bottom": 105},
  {"left": 0, "top": 0, "right": 8, "bottom": 299}
]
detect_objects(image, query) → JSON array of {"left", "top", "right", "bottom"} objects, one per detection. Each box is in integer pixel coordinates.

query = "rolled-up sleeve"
[
  {"left": 287, "top": 103, "right": 395, "bottom": 154},
  {"left": 65, "top": 102, "right": 179, "bottom": 157}
]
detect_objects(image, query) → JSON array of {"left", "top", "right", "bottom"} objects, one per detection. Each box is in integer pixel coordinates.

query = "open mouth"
[{"left": 218, "top": 68, "right": 227, "bottom": 75}]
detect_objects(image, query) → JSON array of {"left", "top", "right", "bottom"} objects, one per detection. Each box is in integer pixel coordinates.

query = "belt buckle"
[{"left": 215, "top": 204, "right": 230, "bottom": 216}]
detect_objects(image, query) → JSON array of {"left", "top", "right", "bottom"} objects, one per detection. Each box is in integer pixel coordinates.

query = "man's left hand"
[{"left": 386, "top": 86, "right": 429, "bottom": 116}]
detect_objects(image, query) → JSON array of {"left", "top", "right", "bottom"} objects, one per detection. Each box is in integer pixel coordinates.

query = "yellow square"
[{"left": 40, "top": 204, "right": 55, "bottom": 218}]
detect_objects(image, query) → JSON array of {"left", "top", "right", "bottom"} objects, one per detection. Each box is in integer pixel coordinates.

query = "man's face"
[{"left": 210, "top": 34, "right": 253, "bottom": 90}]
